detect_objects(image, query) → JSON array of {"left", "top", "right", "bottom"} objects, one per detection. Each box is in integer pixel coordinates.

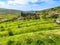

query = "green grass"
[
  {"left": 0, "top": 6, "right": 60, "bottom": 45},
  {"left": 0, "top": 19, "right": 60, "bottom": 45},
  {"left": 0, "top": 30, "right": 60, "bottom": 45}
]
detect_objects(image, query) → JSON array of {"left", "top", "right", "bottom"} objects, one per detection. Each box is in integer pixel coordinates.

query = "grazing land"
[{"left": 0, "top": 6, "right": 60, "bottom": 45}]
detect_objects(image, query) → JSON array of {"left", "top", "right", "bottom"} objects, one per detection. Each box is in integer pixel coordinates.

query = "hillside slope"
[
  {"left": 0, "top": 8, "right": 21, "bottom": 20},
  {"left": 0, "top": 6, "right": 60, "bottom": 45},
  {"left": 0, "top": 19, "right": 60, "bottom": 45},
  {"left": 0, "top": 6, "right": 60, "bottom": 20},
  {"left": 0, "top": 8, "right": 21, "bottom": 15}
]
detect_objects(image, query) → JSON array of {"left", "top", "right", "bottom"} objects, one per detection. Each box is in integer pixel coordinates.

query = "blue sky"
[{"left": 0, "top": 0, "right": 60, "bottom": 11}]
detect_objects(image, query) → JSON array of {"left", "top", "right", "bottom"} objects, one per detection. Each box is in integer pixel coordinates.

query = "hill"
[
  {"left": 0, "top": 6, "right": 60, "bottom": 20},
  {"left": 0, "top": 8, "right": 21, "bottom": 20},
  {"left": 0, "top": 8, "right": 21, "bottom": 14},
  {"left": 19, "top": 6, "right": 60, "bottom": 20},
  {"left": 36, "top": 6, "right": 60, "bottom": 18},
  {"left": 0, "top": 6, "right": 60, "bottom": 45}
]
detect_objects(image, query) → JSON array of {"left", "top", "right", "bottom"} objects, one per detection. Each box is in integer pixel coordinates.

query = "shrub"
[
  {"left": 26, "top": 38, "right": 33, "bottom": 44},
  {"left": 46, "top": 38, "right": 56, "bottom": 45},
  {"left": 7, "top": 40, "right": 14, "bottom": 45},
  {"left": 39, "top": 28, "right": 46, "bottom": 30},
  {"left": 38, "top": 33, "right": 44, "bottom": 35},
  {"left": 48, "top": 27, "right": 54, "bottom": 30},
  {"left": 49, "top": 12, "right": 59, "bottom": 19},
  {"left": 36, "top": 40, "right": 44, "bottom": 45},
  {"left": 30, "top": 30, "right": 36, "bottom": 32},
  {"left": 42, "top": 14, "right": 47, "bottom": 19},
  {"left": 47, "top": 39, "right": 55, "bottom": 43},
  {"left": 16, "top": 41, "right": 21, "bottom": 45},
  {"left": 18, "top": 25, "right": 21, "bottom": 28},
  {"left": 55, "top": 35, "right": 60, "bottom": 39},
  {"left": 1, "top": 28, "right": 5, "bottom": 31},
  {"left": 8, "top": 29, "right": 13, "bottom": 36},
  {"left": 0, "top": 26, "right": 5, "bottom": 31},
  {"left": 0, "top": 26, "right": 4, "bottom": 28}
]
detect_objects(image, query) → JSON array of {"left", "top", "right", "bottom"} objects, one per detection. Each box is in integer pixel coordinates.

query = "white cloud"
[
  {"left": 7, "top": 0, "right": 56, "bottom": 6},
  {"left": 8, "top": 1, "right": 14, "bottom": 5},
  {"left": 0, "top": 0, "right": 59, "bottom": 11},
  {"left": 8, "top": 0, "right": 38, "bottom": 5},
  {"left": 0, "top": 1, "right": 5, "bottom": 5},
  {"left": 40, "top": 0, "right": 52, "bottom": 2},
  {"left": 39, "top": 0, "right": 56, "bottom": 4}
]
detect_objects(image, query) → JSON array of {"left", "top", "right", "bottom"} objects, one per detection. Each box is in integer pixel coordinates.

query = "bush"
[
  {"left": 7, "top": 40, "right": 14, "bottom": 45},
  {"left": 46, "top": 38, "right": 56, "bottom": 45},
  {"left": 30, "top": 30, "right": 36, "bottom": 32},
  {"left": 55, "top": 35, "right": 60, "bottom": 39},
  {"left": 39, "top": 28, "right": 46, "bottom": 30},
  {"left": 42, "top": 15, "right": 47, "bottom": 19},
  {"left": 49, "top": 12, "right": 59, "bottom": 19},
  {"left": 0, "top": 26, "right": 4, "bottom": 28},
  {"left": 36, "top": 40, "right": 44, "bottom": 45},
  {"left": 26, "top": 38, "right": 33, "bottom": 44},
  {"left": 16, "top": 41, "right": 21, "bottom": 45},
  {"left": 8, "top": 29, "right": 13, "bottom": 36},
  {"left": 18, "top": 25, "right": 21, "bottom": 28},
  {"left": 1, "top": 28, "right": 5, "bottom": 31},
  {"left": 47, "top": 39, "right": 55, "bottom": 43},
  {"left": 48, "top": 27, "right": 55, "bottom": 30}
]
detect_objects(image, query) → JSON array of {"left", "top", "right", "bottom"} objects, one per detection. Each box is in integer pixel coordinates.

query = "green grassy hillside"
[
  {"left": 0, "top": 8, "right": 21, "bottom": 14},
  {"left": 0, "top": 8, "right": 21, "bottom": 20},
  {"left": 0, "top": 6, "right": 60, "bottom": 20},
  {"left": 0, "top": 6, "right": 60, "bottom": 45},
  {"left": 0, "top": 19, "right": 60, "bottom": 45}
]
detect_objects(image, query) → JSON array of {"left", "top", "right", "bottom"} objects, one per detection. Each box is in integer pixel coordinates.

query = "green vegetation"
[
  {"left": 0, "top": 8, "right": 21, "bottom": 21},
  {"left": 0, "top": 6, "right": 60, "bottom": 45}
]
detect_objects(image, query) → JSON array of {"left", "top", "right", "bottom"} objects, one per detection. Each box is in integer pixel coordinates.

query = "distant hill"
[
  {"left": 0, "top": 8, "right": 21, "bottom": 15},
  {"left": 21, "top": 6, "right": 60, "bottom": 19},
  {"left": 36, "top": 6, "right": 60, "bottom": 15},
  {"left": 0, "top": 6, "right": 60, "bottom": 20},
  {"left": 0, "top": 6, "right": 60, "bottom": 15},
  {"left": 0, "top": 8, "right": 22, "bottom": 20}
]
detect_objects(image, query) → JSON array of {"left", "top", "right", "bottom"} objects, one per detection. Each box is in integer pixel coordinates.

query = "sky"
[{"left": 0, "top": 0, "right": 60, "bottom": 11}]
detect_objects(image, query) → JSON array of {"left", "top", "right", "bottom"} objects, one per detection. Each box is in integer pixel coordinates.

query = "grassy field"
[
  {"left": 0, "top": 19, "right": 60, "bottom": 45},
  {"left": 0, "top": 6, "right": 60, "bottom": 45}
]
